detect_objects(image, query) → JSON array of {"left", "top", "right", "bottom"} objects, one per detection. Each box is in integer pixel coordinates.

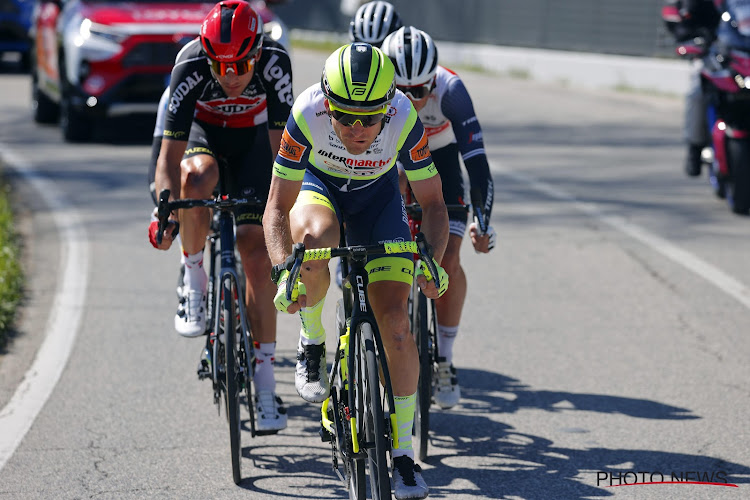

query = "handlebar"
[
  {"left": 155, "top": 188, "right": 265, "bottom": 245},
  {"left": 274, "top": 232, "right": 440, "bottom": 301},
  {"left": 404, "top": 189, "right": 489, "bottom": 236}
]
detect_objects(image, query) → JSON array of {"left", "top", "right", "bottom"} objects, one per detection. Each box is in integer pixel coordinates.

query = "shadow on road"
[{"left": 230, "top": 365, "right": 750, "bottom": 499}]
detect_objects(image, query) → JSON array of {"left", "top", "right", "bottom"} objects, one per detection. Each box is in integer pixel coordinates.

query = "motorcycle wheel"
[{"left": 726, "top": 139, "right": 750, "bottom": 215}]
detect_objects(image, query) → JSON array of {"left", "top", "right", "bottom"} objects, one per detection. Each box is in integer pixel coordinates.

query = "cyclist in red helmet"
[{"left": 149, "top": 0, "right": 294, "bottom": 432}]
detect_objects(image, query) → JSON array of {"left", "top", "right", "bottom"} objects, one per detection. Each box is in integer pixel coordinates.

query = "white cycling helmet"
[
  {"left": 382, "top": 26, "right": 438, "bottom": 86},
  {"left": 349, "top": 1, "right": 403, "bottom": 46}
]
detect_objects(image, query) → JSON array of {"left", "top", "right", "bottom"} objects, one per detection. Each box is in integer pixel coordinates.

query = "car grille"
[
  {"left": 114, "top": 73, "right": 169, "bottom": 103},
  {"left": 121, "top": 42, "right": 182, "bottom": 68}
]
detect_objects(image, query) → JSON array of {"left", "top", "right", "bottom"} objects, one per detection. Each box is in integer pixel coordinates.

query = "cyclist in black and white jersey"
[
  {"left": 382, "top": 26, "right": 496, "bottom": 410},
  {"left": 148, "top": 0, "right": 293, "bottom": 432}
]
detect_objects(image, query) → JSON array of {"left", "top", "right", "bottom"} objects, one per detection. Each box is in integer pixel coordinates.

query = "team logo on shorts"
[{"left": 279, "top": 128, "right": 306, "bottom": 163}]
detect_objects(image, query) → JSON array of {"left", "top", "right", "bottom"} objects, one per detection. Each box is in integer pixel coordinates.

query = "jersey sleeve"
[
  {"left": 272, "top": 108, "right": 312, "bottom": 182},
  {"left": 397, "top": 110, "right": 438, "bottom": 182},
  {"left": 441, "top": 76, "right": 494, "bottom": 220},
  {"left": 259, "top": 44, "right": 294, "bottom": 130},
  {"left": 163, "top": 55, "right": 207, "bottom": 140}
]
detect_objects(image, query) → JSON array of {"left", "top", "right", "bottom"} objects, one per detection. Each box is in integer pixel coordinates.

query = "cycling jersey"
[
  {"left": 273, "top": 83, "right": 438, "bottom": 284},
  {"left": 417, "top": 66, "right": 494, "bottom": 223},
  {"left": 163, "top": 37, "right": 293, "bottom": 139},
  {"left": 273, "top": 84, "right": 437, "bottom": 191}
]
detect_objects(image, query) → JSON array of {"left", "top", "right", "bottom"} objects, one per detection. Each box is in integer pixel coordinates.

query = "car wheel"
[
  {"left": 31, "top": 71, "right": 59, "bottom": 124},
  {"left": 60, "top": 87, "right": 92, "bottom": 142}
]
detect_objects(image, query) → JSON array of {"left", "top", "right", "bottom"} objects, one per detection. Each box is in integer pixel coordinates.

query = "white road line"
[
  {"left": 0, "top": 148, "right": 89, "bottom": 471},
  {"left": 503, "top": 168, "right": 750, "bottom": 311}
]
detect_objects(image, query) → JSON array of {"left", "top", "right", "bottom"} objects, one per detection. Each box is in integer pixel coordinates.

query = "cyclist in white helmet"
[
  {"left": 382, "top": 26, "right": 497, "bottom": 410},
  {"left": 349, "top": 0, "right": 403, "bottom": 46}
]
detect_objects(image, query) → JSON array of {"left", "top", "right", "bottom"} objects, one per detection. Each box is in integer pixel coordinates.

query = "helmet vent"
[{"left": 220, "top": 4, "right": 237, "bottom": 43}]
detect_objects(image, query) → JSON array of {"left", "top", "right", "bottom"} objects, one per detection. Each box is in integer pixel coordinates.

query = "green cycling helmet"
[{"left": 321, "top": 42, "right": 396, "bottom": 112}]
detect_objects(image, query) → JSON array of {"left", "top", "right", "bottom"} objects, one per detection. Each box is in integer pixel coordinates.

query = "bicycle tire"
[
  {"left": 413, "top": 290, "right": 431, "bottom": 462},
  {"left": 222, "top": 276, "right": 242, "bottom": 485},
  {"left": 358, "top": 322, "right": 391, "bottom": 499}
]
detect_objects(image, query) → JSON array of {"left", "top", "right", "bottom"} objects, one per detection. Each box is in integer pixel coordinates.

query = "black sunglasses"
[{"left": 329, "top": 109, "right": 386, "bottom": 127}]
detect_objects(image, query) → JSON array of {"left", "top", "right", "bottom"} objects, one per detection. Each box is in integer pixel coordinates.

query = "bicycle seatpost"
[{"left": 156, "top": 189, "right": 171, "bottom": 245}]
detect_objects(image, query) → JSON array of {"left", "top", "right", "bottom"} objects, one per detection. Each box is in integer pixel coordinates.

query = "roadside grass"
[{"left": 0, "top": 174, "right": 23, "bottom": 348}]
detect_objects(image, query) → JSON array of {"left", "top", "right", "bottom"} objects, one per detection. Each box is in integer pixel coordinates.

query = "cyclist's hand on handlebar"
[
  {"left": 416, "top": 258, "right": 449, "bottom": 299},
  {"left": 469, "top": 222, "right": 496, "bottom": 254},
  {"left": 273, "top": 269, "right": 307, "bottom": 314},
  {"left": 148, "top": 209, "right": 179, "bottom": 250}
]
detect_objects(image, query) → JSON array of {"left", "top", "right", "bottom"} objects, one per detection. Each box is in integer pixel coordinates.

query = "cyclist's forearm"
[
  {"left": 420, "top": 203, "right": 449, "bottom": 263},
  {"left": 263, "top": 207, "right": 294, "bottom": 266},
  {"left": 155, "top": 138, "right": 186, "bottom": 205}
]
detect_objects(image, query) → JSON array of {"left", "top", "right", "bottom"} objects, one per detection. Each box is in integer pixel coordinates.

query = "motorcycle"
[{"left": 664, "top": 0, "right": 750, "bottom": 215}]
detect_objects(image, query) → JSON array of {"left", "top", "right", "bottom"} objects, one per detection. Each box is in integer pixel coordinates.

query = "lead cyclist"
[{"left": 264, "top": 43, "right": 449, "bottom": 499}]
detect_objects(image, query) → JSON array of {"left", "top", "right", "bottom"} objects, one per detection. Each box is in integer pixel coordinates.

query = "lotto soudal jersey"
[
  {"left": 163, "top": 38, "right": 293, "bottom": 139},
  {"left": 272, "top": 84, "right": 437, "bottom": 192}
]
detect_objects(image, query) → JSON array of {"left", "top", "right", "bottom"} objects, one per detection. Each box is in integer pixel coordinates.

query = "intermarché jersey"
[
  {"left": 163, "top": 38, "right": 293, "bottom": 140},
  {"left": 272, "top": 84, "right": 436, "bottom": 192}
]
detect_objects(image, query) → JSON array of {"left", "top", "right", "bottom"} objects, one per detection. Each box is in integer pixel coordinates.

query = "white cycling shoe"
[
  {"left": 434, "top": 359, "right": 460, "bottom": 409},
  {"left": 392, "top": 456, "right": 429, "bottom": 499},
  {"left": 174, "top": 288, "right": 207, "bottom": 337},
  {"left": 254, "top": 390, "right": 288, "bottom": 432}
]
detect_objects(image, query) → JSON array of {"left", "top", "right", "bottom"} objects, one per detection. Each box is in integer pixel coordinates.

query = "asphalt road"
[{"left": 0, "top": 48, "right": 749, "bottom": 499}]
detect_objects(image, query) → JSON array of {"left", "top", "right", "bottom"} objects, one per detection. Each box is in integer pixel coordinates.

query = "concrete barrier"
[{"left": 292, "top": 29, "right": 690, "bottom": 97}]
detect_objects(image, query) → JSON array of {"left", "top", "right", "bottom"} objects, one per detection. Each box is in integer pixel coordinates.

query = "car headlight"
[{"left": 75, "top": 19, "right": 126, "bottom": 60}]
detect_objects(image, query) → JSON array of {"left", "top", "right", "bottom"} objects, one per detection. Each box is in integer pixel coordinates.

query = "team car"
[{"left": 29, "top": 0, "right": 289, "bottom": 142}]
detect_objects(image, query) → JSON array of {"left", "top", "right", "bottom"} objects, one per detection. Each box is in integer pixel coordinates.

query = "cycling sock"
[
  {"left": 437, "top": 324, "right": 459, "bottom": 363},
  {"left": 182, "top": 250, "right": 207, "bottom": 293},
  {"left": 253, "top": 342, "right": 276, "bottom": 393},
  {"left": 299, "top": 298, "right": 326, "bottom": 345},
  {"left": 391, "top": 393, "right": 416, "bottom": 459}
]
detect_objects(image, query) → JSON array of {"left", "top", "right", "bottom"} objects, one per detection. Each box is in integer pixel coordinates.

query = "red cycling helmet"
[{"left": 200, "top": 0, "right": 264, "bottom": 63}]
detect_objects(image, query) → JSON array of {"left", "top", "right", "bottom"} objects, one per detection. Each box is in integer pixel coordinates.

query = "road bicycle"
[
  {"left": 277, "top": 234, "right": 440, "bottom": 499},
  {"left": 404, "top": 188, "right": 488, "bottom": 461},
  {"left": 156, "top": 183, "right": 268, "bottom": 485}
]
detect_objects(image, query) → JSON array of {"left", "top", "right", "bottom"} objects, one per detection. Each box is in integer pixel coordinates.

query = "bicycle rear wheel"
[
  {"left": 412, "top": 290, "right": 432, "bottom": 462},
  {"left": 357, "top": 323, "right": 391, "bottom": 499},
  {"left": 222, "top": 276, "right": 242, "bottom": 485}
]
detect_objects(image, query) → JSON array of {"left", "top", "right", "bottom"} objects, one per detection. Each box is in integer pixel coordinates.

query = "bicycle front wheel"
[
  {"left": 413, "top": 291, "right": 432, "bottom": 462},
  {"left": 358, "top": 322, "right": 391, "bottom": 499},
  {"left": 222, "top": 276, "right": 242, "bottom": 485}
]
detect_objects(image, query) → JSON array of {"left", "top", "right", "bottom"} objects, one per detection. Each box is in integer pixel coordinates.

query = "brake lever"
[
  {"left": 156, "top": 189, "right": 171, "bottom": 246},
  {"left": 415, "top": 232, "right": 440, "bottom": 290},
  {"left": 285, "top": 242, "right": 306, "bottom": 301}
]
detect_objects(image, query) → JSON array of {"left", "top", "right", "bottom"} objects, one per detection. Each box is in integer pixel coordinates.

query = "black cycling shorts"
[
  {"left": 184, "top": 120, "right": 273, "bottom": 226},
  {"left": 431, "top": 142, "right": 468, "bottom": 236}
]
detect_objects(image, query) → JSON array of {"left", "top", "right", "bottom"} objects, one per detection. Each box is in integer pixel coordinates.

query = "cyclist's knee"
[
  {"left": 181, "top": 156, "right": 217, "bottom": 196},
  {"left": 379, "top": 308, "right": 412, "bottom": 348}
]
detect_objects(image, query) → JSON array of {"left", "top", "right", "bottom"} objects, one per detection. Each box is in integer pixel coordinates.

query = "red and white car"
[{"left": 30, "top": 0, "right": 216, "bottom": 141}]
